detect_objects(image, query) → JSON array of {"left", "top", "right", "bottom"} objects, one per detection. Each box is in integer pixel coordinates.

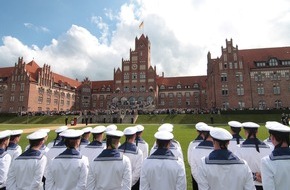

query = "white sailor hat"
[
  {"left": 11, "top": 129, "right": 23, "bottom": 136},
  {"left": 228, "top": 121, "right": 242, "bottom": 128},
  {"left": 82, "top": 127, "right": 92, "bottom": 133},
  {"left": 60, "top": 129, "right": 84, "bottom": 138},
  {"left": 242, "top": 122, "right": 260, "bottom": 128},
  {"left": 210, "top": 127, "right": 233, "bottom": 140},
  {"left": 158, "top": 123, "right": 174, "bottom": 132},
  {"left": 265, "top": 122, "right": 290, "bottom": 132},
  {"left": 36, "top": 128, "right": 50, "bottom": 133},
  {"left": 195, "top": 122, "right": 208, "bottom": 131},
  {"left": 106, "top": 124, "right": 118, "bottom": 132},
  {"left": 27, "top": 131, "right": 47, "bottom": 140},
  {"left": 123, "top": 127, "right": 138, "bottom": 135},
  {"left": 135, "top": 125, "right": 144, "bottom": 132},
  {"left": 154, "top": 131, "right": 174, "bottom": 140},
  {"left": 106, "top": 130, "right": 124, "bottom": 138},
  {"left": 55, "top": 126, "right": 68, "bottom": 133},
  {"left": 0, "top": 130, "right": 11, "bottom": 139},
  {"left": 199, "top": 125, "right": 213, "bottom": 132},
  {"left": 91, "top": 126, "right": 106, "bottom": 134}
]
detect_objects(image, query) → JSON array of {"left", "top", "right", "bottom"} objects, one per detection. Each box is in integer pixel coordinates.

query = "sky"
[{"left": 1, "top": 0, "right": 290, "bottom": 81}]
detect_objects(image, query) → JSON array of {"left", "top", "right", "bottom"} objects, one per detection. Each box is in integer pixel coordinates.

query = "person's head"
[
  {"left": 123, "top": 127, "right": 138, "bottom": 142},
  {"left": 55, "top": 125, "right": 68, "bottom": 140},
  {"left": 158, "top": 123, "right": 174, "bottom": 133},
  {"left": 106, "top": 130, "right": 124, "bottom": 149},
  {"left": 60, "top": 129, "right": 84, "bottom": 149},
  {"left": 27, "top": 131, "right": 47, "bottom": 149},
  {"left": 35, "top": 128, "right": 50, "bottom": 143},
  {"left": 210, "top": 127, "right": 233, "bottom": 150},
  {"left": 195, "top": 122, "right": 207, "bottom": 136},
  {"left": 265, "top": 121, "right": 290, "bottom": 148},
  {"left": 0, "top": 130, "right": 11, "bottom": 148},
  {"left": 91, "top": 126, "right": 106, "bottom": 141},
  {"left": 154, "top": 131, "right": 174, "bottom": 149},
  {"left": 198, "top": 125, "right": 213, "bottom": 141},
  {"left": 10, "top": 130, "right": 23, "bottom": 143},
  {"left": 242, "top": 122, "right": 259, "bottom": 139},
  {"left": 81, "top": 127, "right": 92, "bottom": 140},
  {"left": 135, "top": 125, "right": 144, "bottom": 137}
]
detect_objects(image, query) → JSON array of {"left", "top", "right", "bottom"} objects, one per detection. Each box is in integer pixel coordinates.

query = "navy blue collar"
[
  {"left": 196, "top": 140, "right": 213, "bottom": 148},
  {"left": 270, "top": 147, "right": 290, "bottom": 160},
  {"left": 55, "top": 140, "right": 66, "bottom": 147},
  {"left": 55, "top": 148, "right": 82, "bottom": 159},
  {"left": 81, "top": 139, "right": 90, "bottom": 145},
  {"left": 97, "top": 149, "right": 121, "bottom": 158},
  {"left": 88, "top": 140, "right": 103, "bottom": 146},
  {"left": 8, "top": 142, "right": 18, "bottom": 149},
  {"left": 0, "top": 148, "right": 5, "bottom": 155},
  {"left": 135, "top": 137, "right": 145, "bottom": 143},
  {"left": 119, "top": 142, "right": 137, "bottom": 154},
  {"left": 206, "top": 149, "right": 244, "bottom": 164},
  {"left": 232, "top": 134, "right": 243, "bottom": 139},
  {"left": 149, "top": 148, "right": 177, "bottom": 160},
  {"left": 242, "top": 138, "right": 264, "bottom": 145},
  {"left": 195, "top": 135, "right": 203, "bottom": 141},
  {"left": 17, "top": 148, "right": 43, "bottom": 160}
]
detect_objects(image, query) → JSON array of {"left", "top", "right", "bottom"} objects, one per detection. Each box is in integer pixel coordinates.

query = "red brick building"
[{"left": 1, "top": 35, "right": 290, "bottom": 114}]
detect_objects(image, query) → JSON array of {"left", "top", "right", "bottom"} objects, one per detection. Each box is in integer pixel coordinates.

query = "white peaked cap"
[
  {"left": 265, "top": 122, "right": 290, "bottom": 132},
  {"left": 36, "top": 128, "right": 50, "bottom": 133},
  {"left": 135, "top": 125, "right": 144, "bottom": 132},
  {"left": 82, "top": 127, "right": 92, "bottom": 133},
  {"left": 11, "top": 130, "right": 23, "bottom": 136},
  {"left": 199, "top": 125, "right": 213, "bottom": 132},
  {"left": 55, "top": 126, "right": 68, "bottom": 133},
  {"left": 158, "top": 123, "right": 174, "bottom": 132},
  {"left": 154, "top": 131, "right": 174, "bottom": 140},
  {"left": 123, "top": 127, "right": 138, "bottom": 135},
  {"left": 27, "top": 131, "right": 47, "bottom": 140},
  {"left": 91, "top": 126, "right": 106, "bottom": 134},
  {"left": 210, "top": 127, "right": 233, "bottom": 140},
  {"left": 0, "top": 130, "right": 11, "bottom": 139},
  {"left": 106, "top": 130, "right": 124, "bottom": 138},
  {"left": 60, "top": 129, "right": 84, "bottom": 138},
  {"left": 106, "top": 124, "right": 118, "bottom": 132},
  {"left": 195, "top": 122, "right": 208, "bottom": 131},
  {"left": 242, "top": 122, "right": 260, "bottom": 128},
  {"left": 228, "top": 121, "right": 242, "bottom": 128}
]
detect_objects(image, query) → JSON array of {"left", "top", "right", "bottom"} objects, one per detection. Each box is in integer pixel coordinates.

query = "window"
[
  {"left": 237, "top": 86, "right": 244, "bottom": 96},
  {"left": 222, "top": 102, "right": 229, "bottom": 110},
  {"left": 222, "top": 88, "right": 228, "bottom": 96},
  {"left": 160, "top": 85, "right": 165, "bottom": 90},
  {"left": 132, "top": 73, "right": 137, "bottom": 80},
  {"left": 19, "top": 95, "right": 24, "bottom": 102},
  {"left": 185, "top": 92, "right": 190, "bottom": 98},
  {"left": 258, "top": 100, "right": 266, "bottom": 110},
  {"left": 46, "top": 97, "right": 51, "bottom": 105},
  {"left": 124, "top": 73, "right": 129, "bottom": 80},
  {"left": 140, "top": 72, "right": 146, "bottom": 79},
  {"left": 238, "top": 101, "right": 245, "bottom": 110},
  {"left": 236, "top": 73, "right": 243, "bottom": 82},
  {"left": 0, "top": 96, "right": 3, "bottom": 102},
  {"left": 273, "top": 85, "right": 280, "bottom": 95},
  {"left": 54, "top": 99, "right": 58, "bottom": 105},
  {"left": 270, "top": 73, "right": 280, "bottom": 81},
  {"left": 269, "top": 58, "right": 278, "bottom": 66},
  {"left": 11, "top": 84, "right": 15, "bottom": 91},
  {"left": 275, "top": 100, "right": 282, "bottom": 109},
  {"left": 124, "top": 86, "right": 129, "bottom": 92},
  {"left": 160, "top": 93, "right": 165, "bottom": 98},
  {"left": 177, "top": 93, "right": 182, "bottom": 98},
  {"left": 193, "top": 84, "right": 199, "bottom": 89},
  {"left": 38, "top": 95, "right": 43, "bottom": 104},
  {"left": 221, "top": 73, "right": 227, "bottom": 82},
  {"left": 140, "top": 86, "right": 145, "bottom": 92},
  {"left": 20, "top": 83, "right": 25, "bottom": 92},
  {"left": 10, "top": 96, "right": 15, "bottom": 102},
  {"left": 132, "top": 86, "right": 137, "bottom": 92},
  {"left": 168, "top": 93, "right": 174, "bottom": 98},
  {"left": 257, "top": 87, "right": 265, "bottom": 95},
  {"left": 177, "top": 84, "right": 182, "bottom": 89}
]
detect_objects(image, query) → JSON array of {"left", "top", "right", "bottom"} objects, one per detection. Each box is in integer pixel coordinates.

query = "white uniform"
[
  {"left": 86, "top": 149, "right": 132, "bottom": 190},
  {"left": 6, "top": 149, "right": 47, "bottom": 190},
  {"left": 261, "top": 147, "right": 290, "bottom": 190},
  {"left": 135, "top": 137, "right": 149, "bottom": 160},
  {"left": 119, "top": 142, "right": 143, "bottom": 186},
  {"left": 46, "top": 148, "right": 89, "bottom": 190},
  {"left": 228, "top": 134, "right": 244, "bottom": 153},
  {"left": 235, "top": 139, "right": 272, "bottom": 187},
  {"left": 198, "top": 149, "right": 255, "bottom": 190},
  {"left": 47, "top": 137, "right": 62, "bottom": 149},
  {"left": 6, "top": 142, "right": 22, "bottom": 160},
  {"left": 81, "top": 141, "right": 104, "bottom": 163},
  {"left": 25, "top": 144, "right": 49, "bottom": 155},
  {"left": 45, "top": 143, "right": 66, "bottom": 161},
  {"left": 0, "top": 149, "right": 11, "bottom": 189},
  {"left": 187, "top": 135, "right": 203, "bottom": 166},
  {"left": 79, "top": 139, "right": 90, "bottom": 151},
  {"left": 150, "top": 141, "right": 183, "bottom": 160},
  {"left": 189, "top": 141, "right": 213, "bottom": 183},
  {"left": 140, "top": 148, "right": 186, "bottom": 190},
  {"left": 263, "top": 138, "right": 274, "bottom": 151}
]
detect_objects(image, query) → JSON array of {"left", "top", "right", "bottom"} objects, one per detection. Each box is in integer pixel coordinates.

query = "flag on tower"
[{"left": 139, "top": 21, "right": 144, "bottom": 29}]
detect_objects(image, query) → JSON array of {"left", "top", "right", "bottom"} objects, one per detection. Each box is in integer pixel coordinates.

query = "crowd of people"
[{"left": 0, "top": 120, "right": 290, "bottom": 190}]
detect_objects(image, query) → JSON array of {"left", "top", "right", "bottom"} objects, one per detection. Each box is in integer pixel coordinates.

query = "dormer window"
[
  {"left": 269, "top": 58, "right": 278, "bottom": 66},
  {"left": 160, "top": 85, "right": 165, "bottom": 90},
  {"left": 177, "top": 84, "right": 182, "bottom": 89}
]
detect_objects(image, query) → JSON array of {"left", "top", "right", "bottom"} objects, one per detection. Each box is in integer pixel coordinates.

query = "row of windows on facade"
[
  {"left": 4, "top": 106, "right": 71, "bottom": 112},
  {"left": 221, "top": 100, "right": 283, "bottom": 110},
  {"left": 219, "top": 61, "right": 243, "bottom": 70},
  {"left": 220, "top": 72, "right": 290, "bottom": 82},
  {"left": 159, "top": 100, "right": 197, "bottom": 106},
  {"left": 256, "top": 59, "right": 290, "bottom": 67},
  {"left": 221, "top": 86, "right": 283, "bottom": 96},
  {"left": 123, "top": 73, "right": 146, "bottom": 80},
  {"left": 159, "top": 84, "right": 200, "bottom": 90}
]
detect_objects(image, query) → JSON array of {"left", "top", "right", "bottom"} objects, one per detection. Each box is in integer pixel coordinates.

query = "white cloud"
[
  {"left": 24, "top": 23, "right": 50, "bottom": 33},
  {"left": 1, "top": 0, "right": 290, "bottom": 81}
]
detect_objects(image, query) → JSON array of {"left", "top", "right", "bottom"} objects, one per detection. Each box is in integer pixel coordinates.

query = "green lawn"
[{"left": 6, "top": 122, "right": 271, "bottom": 190}]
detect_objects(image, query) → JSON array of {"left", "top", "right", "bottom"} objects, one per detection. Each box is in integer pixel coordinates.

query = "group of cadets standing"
[{"left": 0, "top": 119, "right": 290, "bottom": 189}]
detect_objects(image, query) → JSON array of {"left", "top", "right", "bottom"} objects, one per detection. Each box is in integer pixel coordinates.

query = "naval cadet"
[
  {"left": 79, "top": 127, "right": 92, "bottom": 151},
  {"left": 119, "top": 126, "right": 143, "bottom": 190},
  {"left": 81, "top": 125, "right": 106, "bottom": 163},
  {"left": 46, "top": 129, "right": 89, "bottom": 190},
  {"left": 86, "top": 130, "right": 132, "bottom": 190},
  {"left": 135, "top": 125, "right": 149, "bottom": 160},
  {"left": 6, "top": 130, "right": 23, "bottom": 161},
  {"left": 25, "top": 128, "right": 50, "bottom": 155},
  {"left": 235, "top": 122, "right": 272, "bottom": 190},
  {"left": 198, "top": 127, "right": 255, "bottom": 190},
  {"left": 261, "top": 122, "right": 290, "bottom": 190},
  {"left": 140, "top": 131, "right": 186, "bottom": 190},
  {"left": 0, "top": 130, "right": 11, "bottom": 190},
  {"left": 7, "top": 131, "right": 47, "bottom": 190},
  {"left": 46, "top": 125, "right": 68, "bottom": 149},
  {"left": 228, "top": 120, "right": 245, "bottom": 152}
]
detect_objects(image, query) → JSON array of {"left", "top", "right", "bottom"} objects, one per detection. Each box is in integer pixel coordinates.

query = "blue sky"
[{"left": 1, "top": 0, "right": 290, "bottom": 81}]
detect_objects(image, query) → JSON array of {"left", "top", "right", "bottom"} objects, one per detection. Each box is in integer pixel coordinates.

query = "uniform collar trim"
[{"left": 270, "top": 147, "right": 290, "bottom": 160}]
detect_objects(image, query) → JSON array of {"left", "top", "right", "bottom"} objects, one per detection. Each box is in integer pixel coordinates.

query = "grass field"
[{"left": 2, "top": 122, "right": 271, "bottom": 190}]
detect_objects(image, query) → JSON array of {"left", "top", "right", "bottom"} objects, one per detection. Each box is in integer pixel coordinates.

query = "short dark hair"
[
  {"left": 156, "top": 139, "right": 170, "bottom": 148},
  {"left": 29, "top": 138, "right": 44, "bottom": 148}
]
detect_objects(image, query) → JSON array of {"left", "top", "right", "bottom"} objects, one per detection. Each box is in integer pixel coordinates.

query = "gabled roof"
[
  {"left": 92, "top": 80, "right": 114, "bottom": 92},
  {"left": 239, "top": 46, "right": 290, "bottom": 68},
  {"left": 157, "top": 75, "right": 207, "bottom": 89},
  {"left": 0, "top": 67, "right": 14, "bottom": 78},
  {"left": 53, "top": 72, "right": 81, "bottom": 88},
  {"left": 25, "top": 60, "right": 41, "bottom": 82}
]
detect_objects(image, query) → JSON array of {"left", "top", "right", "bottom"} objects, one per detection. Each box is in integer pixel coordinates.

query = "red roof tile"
[
  {"left": 92, "top": 80, "right": 114, "bottom": 91},
  {"left": 0, "top": 67, "right": 14, "bottom": 78},
  {"left": 53, "top": 72, "right": 81, "bottom": 88},
  {"left": 157, "top": 75, "right": 207, "bottom": 89},
  {"left": 25, "top": 60, "right": 41, "bottom": 82}
]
